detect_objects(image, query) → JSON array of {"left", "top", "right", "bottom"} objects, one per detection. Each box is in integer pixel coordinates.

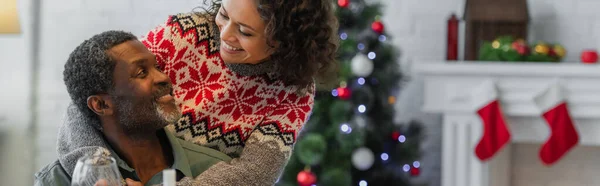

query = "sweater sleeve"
[
  {"left": 186, "top": 91, "right": 315, "bottom": 186},
  {"left": 140, "top": 22, "right": 172, "bottom": 71},
  {"left": 141, "top": 14, "right": 316, "bottom": 185}
]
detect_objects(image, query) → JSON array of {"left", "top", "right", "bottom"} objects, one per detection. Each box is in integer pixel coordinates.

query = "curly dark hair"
[
  {"left": 196, "top": 0, "right": 339, "bottom": 92},
  {"left": 63, "top": 30, "right": 137, "bottom": 128}
]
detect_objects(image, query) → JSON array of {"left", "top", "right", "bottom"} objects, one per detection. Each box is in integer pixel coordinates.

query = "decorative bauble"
[
  {"left": 581, "top": 50, "right": 598, "bottom": 64},
  {"left": 350, "top": 115, "right": 369, "bottom": 129},
  {"left": 391, "top": 131, "right": 401, "bottom": 140},
  {"left": 296, "top": 134, "right": 327, "bottom": 165},
  {"left": 351, "top": 53, "right": 374, "bottom": 77},
  {"left": 297, "top": 170, "right": 317, "bottom": 186},
  {"left": 337, "top": 0, "right": 350, "bottom": 8},
  {"left": 511, "top": 39, "right": 529, "bottom": 55},
  {"left": 492, "top": 40, "right": 501, "bottom": 49},
  {"left": 553, "top": 44, "right": 566, "bottom": 58},
  {"left": 336, "top": 87, "right": 351, "bottom": 100},
  {"left": 534, "top": 43, "right": 550, "bottom": 55},
  {"left": 352, "top": 147, "right": 375, "bottom": 170},
  {"left": 410, "top": 167, "right": 421, "bottom": 176},
  {"left": 371, "top": 21, "right": 384, "bottom": 34}
]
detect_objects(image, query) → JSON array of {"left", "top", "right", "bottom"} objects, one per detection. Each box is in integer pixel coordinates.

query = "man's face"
[{"left": 106, "top": 40, "right": 181, "bottom": 134}]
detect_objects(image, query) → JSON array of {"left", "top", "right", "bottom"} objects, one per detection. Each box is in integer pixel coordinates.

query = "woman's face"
[{"left": 215, "top": 0, "right": 273, "bottom": 64}]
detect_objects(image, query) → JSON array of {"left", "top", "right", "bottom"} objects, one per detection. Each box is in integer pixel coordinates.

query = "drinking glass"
[{"left": 71, "top": 155, "right": 124, "bottom": 186}]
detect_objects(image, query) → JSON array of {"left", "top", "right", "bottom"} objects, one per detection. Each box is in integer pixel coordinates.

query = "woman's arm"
[{"left": 183, "top": 91, "right": 314, "bottom": 186}]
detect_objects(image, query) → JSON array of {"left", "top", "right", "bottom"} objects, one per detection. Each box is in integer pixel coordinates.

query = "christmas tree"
[{"left": 277, "top": 0, "right": 423, "bottom": 185}]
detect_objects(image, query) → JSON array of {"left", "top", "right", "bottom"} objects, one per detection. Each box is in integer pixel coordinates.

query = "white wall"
[
  {"left": 2, "top": 0, "right": 600, "bottom": 185},
  {"left": 0, "top": 0, "right": 34, "bottom": 185}
]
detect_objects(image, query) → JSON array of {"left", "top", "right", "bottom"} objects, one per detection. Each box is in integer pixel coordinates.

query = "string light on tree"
[
  {"left": 398, "top": 135, "right": 406, "bottom": 143},
  {"left": 402, "top": 164, "right": 411, "bottom": 172},
  {"left": 357, "top": 43, "right": 366, "bottom": 50},
  {"left": 357, "top": 77, "right": 366, "bottom": 85},
  {"left": 359, "top": 180, "right": 368, "bottom": 186},
  {"left": 380, "top": 153, "right": 389, "bottom": 161},
  {"left": 367, "top": 52, "right": 376, "bottom": 59},
  {"left": 388, "top": 96, "right": 396, "bottom": 104},
  {"left": 378, "top": 35, "right": 387, "bottom": 42},
  {"left": 340, "top": 123, "right": 352, "bottom": 134},
  {"left": 410, "top": 161, "right": 422, "bottom": 176},
  {"left": 413, "top": 161, "right": 421, "bottom": 168},
  {"left": 358, "top": 105, "right": 367, "bottom": 113},
  {"left": 340, "top": 32, "right": 348, "bottom": 40}
]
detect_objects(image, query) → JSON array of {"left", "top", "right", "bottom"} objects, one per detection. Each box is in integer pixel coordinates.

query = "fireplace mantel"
[{"left": 413, "top": 61, "right": 600, "bottom": 186}]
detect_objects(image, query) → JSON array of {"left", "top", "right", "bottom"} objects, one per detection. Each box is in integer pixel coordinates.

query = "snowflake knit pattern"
[{"left": 141, "top": 13, "right": 314, "bottom": 185}]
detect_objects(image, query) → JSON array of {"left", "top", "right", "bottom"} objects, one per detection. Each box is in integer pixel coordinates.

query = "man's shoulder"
[{"left": 34, "top": 160, "right": 71, "bottom": 186}]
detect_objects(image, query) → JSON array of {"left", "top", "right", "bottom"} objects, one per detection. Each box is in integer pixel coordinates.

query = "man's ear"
[{"left": 87, "top": 95, "right": 114, "bottom": 116}]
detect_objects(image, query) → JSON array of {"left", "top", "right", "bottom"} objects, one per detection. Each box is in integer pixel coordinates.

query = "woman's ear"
[{"left": 87, "top": 95, "right": 114, "bottom": 116}]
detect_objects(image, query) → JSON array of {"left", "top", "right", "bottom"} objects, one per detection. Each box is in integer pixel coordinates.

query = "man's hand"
[
  {"left": 94, "top": 178, "right": 142, "bottom": 186},
  {"left": 125, "top": 178, "right": 144, "bottom": 186},
  {"left": 93, "top": 179, "right": 108, "bottom": 186}
]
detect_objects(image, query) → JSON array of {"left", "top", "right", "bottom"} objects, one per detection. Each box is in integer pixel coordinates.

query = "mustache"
[{"left": 153, "top": 84, "right": 173, "bottom": 99}]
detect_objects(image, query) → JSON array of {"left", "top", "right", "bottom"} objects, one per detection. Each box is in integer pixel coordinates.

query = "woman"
[{"left": 126, "top": 0, "right": 337, "bottom": 185}]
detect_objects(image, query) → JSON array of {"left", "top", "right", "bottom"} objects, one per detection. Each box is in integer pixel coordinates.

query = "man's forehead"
[{"left": 107, "top": 40, "right": 152, "bottom": 63}]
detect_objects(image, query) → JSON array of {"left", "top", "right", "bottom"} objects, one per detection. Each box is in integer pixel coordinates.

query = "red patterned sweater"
[{"left": 141, "top": 13, "right": 314, "bottom": 185}]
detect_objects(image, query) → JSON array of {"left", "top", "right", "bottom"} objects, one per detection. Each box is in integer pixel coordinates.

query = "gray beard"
[{"left": 112, "top": 96, "right": 181, "bottom": 138}]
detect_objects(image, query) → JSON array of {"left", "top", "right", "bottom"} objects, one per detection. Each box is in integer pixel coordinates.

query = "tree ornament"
[
  {"left": 410, "top": 167, "right": 421, "bottom": 176},
  {"left": 350, "top": 115, "right": 369, "bottom": 128},
  {"left": 391, "top": 131, "right": 401, "bottom": 140},
  {"left": 533, "top": 42, "right": 550, "bottom": 55},
  {"left": 337, "top": 0, "right": 350, "bottom": 8},
  {"left": 352, "top": 147, "right": 375, "bottom": 170},
  {"left": 351, "top": 53, "right": 374, "bottom": 77},
  {"left": 336, "top": 87, "right": 352, "bottom": 100},
  {"left": 371, "top": 21, "right": 384, "bottom": 34},
  {"left": 511, "top": 39, "right": 529, "bottom": 55},
  {"left": 581, "top": 50, "right": 598, "bottom": 64},
  {"left": 553, "top": 44, "right": 566, "bottom": 59},
  {"left": 296, "top": 134, "right": 327, "bottom": 165},
  {"left": 297, "top": 170, "right": 317, "bottom": 186},
  {"left": 491, "top": 40, "right": 501, "bottom": 49}
]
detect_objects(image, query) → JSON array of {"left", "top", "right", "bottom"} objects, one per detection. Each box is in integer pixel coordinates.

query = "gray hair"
[{"left": 63, "top": 30, "right": 137, "bottom": 129}]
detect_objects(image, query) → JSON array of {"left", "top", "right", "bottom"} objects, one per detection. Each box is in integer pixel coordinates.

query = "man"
[{"left": 34, "top": 30, "right": 231, "bottom": 186}]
